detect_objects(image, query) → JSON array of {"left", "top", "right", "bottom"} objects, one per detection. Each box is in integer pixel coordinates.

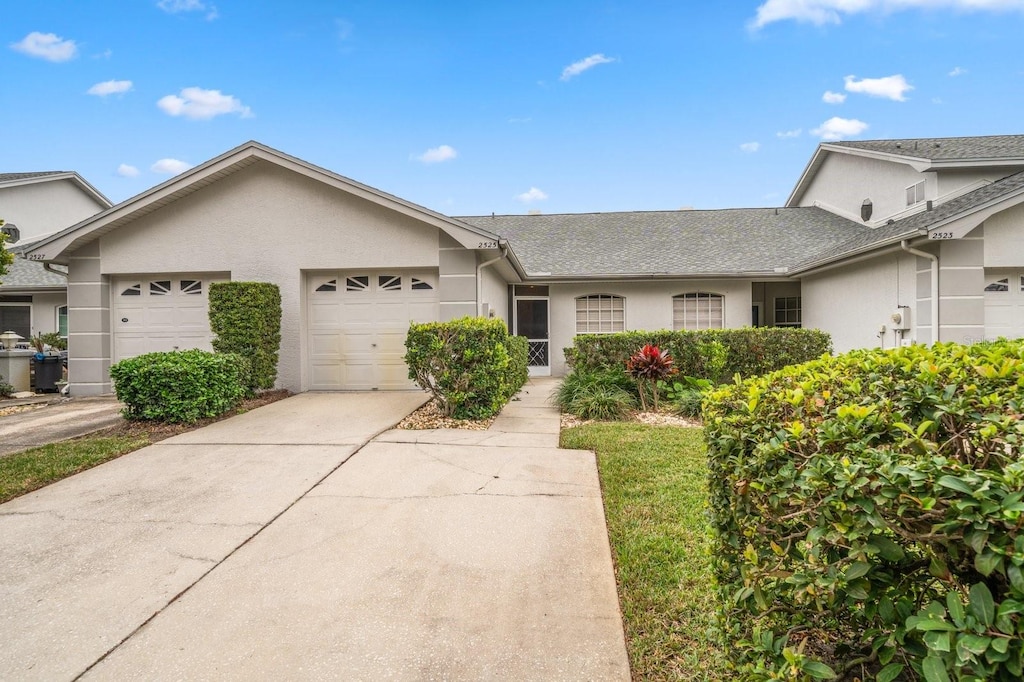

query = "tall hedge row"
[
  {"left": 405, "top": 316, "right": 528, "bottom": 419},
  {"left": 208, "top": 282, "right": 282, "bottom": 391},
  {"left": 566, "top": 327, "right": 832, "bottom": 382},
  {"left": 704, "top": 339, "right": 1024, "bottom": 681}
]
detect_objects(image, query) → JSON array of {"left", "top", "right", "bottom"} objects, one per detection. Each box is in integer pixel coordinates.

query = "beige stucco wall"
[
  {"left": 479, "top": 259, "right": 509, "bottom": 321},
  {"left": 29, "top": 292, "right": 65, "bottom": 336},
  {"left": 983, "top": 203, "right": 1024, "bottom": 268},
  {"left": 799, "top": 154, "right": 929, "bottom": 222},
  {"left": 0, "top": 180, "right": 105, "bottom": 241},
  {"left": 545, "top": 279, "right": 753, "bottom": 376},
  {"left": 802, "top": 252, "right": 918, "bottom": 353},
  {"left": 93, "top": 161, "right": 444, "bottom": 393}
]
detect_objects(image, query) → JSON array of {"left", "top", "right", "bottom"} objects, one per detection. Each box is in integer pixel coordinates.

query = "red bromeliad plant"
[{"left": 625, "top": 344, "right": 676, "bottom": 410}]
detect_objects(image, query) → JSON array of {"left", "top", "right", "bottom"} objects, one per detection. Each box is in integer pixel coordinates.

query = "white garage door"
[
  {"left": 113, "top": 274, "right": 229, "bottom": 361},
  {"left": 307, "top": 270, "right": 438, "bottom": 390},
  {"left": 984, "top": 270, "right": 1024, "bottom": 340}
]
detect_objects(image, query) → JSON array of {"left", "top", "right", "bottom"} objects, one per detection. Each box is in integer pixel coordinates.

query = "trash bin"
[{"left": 33, "top": 353, "right": 63, "bottom": 393}]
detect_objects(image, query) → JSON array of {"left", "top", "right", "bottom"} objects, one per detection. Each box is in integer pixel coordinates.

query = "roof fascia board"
[
  {"left": 785, "top": 147, "right": 826, "bottom": 207},
  {"left": 928, "top": 159, "right": 1024, "bottom": 170},
  {"left": 28, "top": 141, "right": 501, "bottom": 262},
  {"left": 519, "top": 272, "right": 797, "bottom": 282},
  {"left": 0, "top": 172, "right": 112, "bottom": 208},
  {"left": 921, "top": 185, "right": 1024, "bottom": 236}
]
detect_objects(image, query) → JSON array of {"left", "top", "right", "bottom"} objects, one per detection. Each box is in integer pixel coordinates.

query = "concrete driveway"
[{"left": 0, "top": 383, "right": 629, "bottom": 680}]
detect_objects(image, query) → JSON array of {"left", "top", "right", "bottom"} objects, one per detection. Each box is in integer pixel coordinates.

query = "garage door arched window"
[
  {"left": 575, "top": 294, "right": 624, "bottom": 334},
  {"left": 673, "top": 292, "right": 724, "bottom": 330}
]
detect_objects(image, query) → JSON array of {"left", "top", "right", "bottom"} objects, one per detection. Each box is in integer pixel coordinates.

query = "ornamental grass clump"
[
  {"left": 626, "top": 344, "right": 676, "bottom": 411},
  {"left": 704, "top": 339, "right": 1024, "bottom": 681}
]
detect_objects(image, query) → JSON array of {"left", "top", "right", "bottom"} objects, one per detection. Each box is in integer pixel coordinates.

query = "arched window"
[
  {"left": 673, "top": 292, "right": 723, "bottom": 330},
  {"left": 575, "top": 294, "right": 624, "bottom": 333}
]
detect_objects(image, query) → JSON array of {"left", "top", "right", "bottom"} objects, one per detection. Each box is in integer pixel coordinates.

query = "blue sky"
[{"left": 3, "top": 1, "right": 1024, "bottom": 215}]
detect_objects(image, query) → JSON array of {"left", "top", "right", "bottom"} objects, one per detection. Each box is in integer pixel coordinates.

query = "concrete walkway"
[
  {"left": 0, "top": 396, "right": 124, "bottom": 457},
  {"left": 0, "top": 380, "right": 630, "bottom": 681}
]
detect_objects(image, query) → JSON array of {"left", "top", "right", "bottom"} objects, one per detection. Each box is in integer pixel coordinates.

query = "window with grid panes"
[
  {"left": 575, "top": 295, "right": 624, "bottom": 333},
  {"left": 774, "top": 296, "right": 802, "bottom": 327},
  {"left": 672, "top": 292, "right": 723, "bottom": 330}
]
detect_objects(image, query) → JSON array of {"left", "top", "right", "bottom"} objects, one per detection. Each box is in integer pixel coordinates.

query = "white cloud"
[
  {"left": 949, "top": 66, "right": 968, "bottom": 76},
  {"left": 157, "top": 0, "right": 218, "bottom": 18},
  {"left": 87, "top": 80, "right": 133, "bottom": 96},
  {"left": 844, "top": 74, "right": 913, "bottom": 101},
  {"left": 516, "top": 187, "right": 548, "bottom": 203},
  {"left": 560, "top": 53, "right": 615, "bottom": 81},
  {"left": 151, "top": 158, "right": 192, "bottom": 175},
  {"left": 740, "top": 142, "right": 761, "bottom": 153},
  {"left": 776, "top": 128, "right": 802, "bottom": 138},
  {"left": 750, "top": 0, "right": 1023, "bottom": 29},
  {"left": 117, "top": 164, "right": 140, "bottom": 178},
  {"left": 10, "top": 32, "right": 78, "bottom": 62},
  {"left": 822, "top": 90, "right": 847, "bottom": 104},
  {"left": 157, "top": 87, "right": 252, "bottom": 120},
  {"left": 414, "top": 145, "right": 458, "bottom": 164},
  {"left": 812, "top": 117, "right": 869, "bottom": 141}
]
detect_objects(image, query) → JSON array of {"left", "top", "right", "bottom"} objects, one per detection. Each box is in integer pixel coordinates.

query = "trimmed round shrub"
[
  {"left": 704, "top": 339, "right": 1024, "bottom": 681},
  {"left": 110, "top": 349, "right": 247, "bottom": 423}
]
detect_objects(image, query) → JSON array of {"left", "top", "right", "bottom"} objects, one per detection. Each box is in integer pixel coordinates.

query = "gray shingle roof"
[
  {"left": 831, "top": 135, "right": 1024, "bottom": 162},
  {"left": 458, "top": 208, "right": 867, "bottom": 277},
  {"left": 0, "top": 257, "right": 67, "bottom": 289},
  {"left": 794, "top": 169, "right": 1024, "bottom": 270},
  {"left": 0, "top": 171, "right": 66, "bottom": 184}
]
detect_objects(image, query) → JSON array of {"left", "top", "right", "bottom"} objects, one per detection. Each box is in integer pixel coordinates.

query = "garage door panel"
[
  {"left": 306, "top": 269, "right": 438, "bottom": 390},
  {"left": 984, "top": 270, "right": 1024, "bottom": 340}
]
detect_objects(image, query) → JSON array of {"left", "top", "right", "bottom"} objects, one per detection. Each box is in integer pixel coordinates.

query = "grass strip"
[
  {"left": 561, "top": 422, "right": 727, "bottom": 681},
  {"left": 0, "top": 435, "right": 151, "bottom": 504}
]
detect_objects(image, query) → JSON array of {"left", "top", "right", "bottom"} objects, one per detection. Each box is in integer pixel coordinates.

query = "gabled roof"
[
  {"left": 787, "top": 134, "right": 1024, "bottom": 207},
  {"left": 0, "top": 171, "right": 112, "bottom": 208},
  {"left": 459, "top": 207, "right": 864, "bottom": 279},
  {"left": 831, "top": 135, "right": 1024, "bottom": 162},
  {"left": 25, "top": 141, "right": 502, "bottom": 264},
  {"left": 792, "top": 168, "right": 1024, "bottom": 273},
  {"left": 0, "top": 257, "right": 67, "bottom": 290}
]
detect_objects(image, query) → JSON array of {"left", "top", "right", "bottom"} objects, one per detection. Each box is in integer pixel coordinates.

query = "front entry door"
[{"left": 515, "top": 297, "right": 550, "bottom": 376}]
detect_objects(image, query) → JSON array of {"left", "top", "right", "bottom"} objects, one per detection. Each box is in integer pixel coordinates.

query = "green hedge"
[
  {"left": 405, "top": 317, "right": 528, "bottom": 419},
  {"left": 703, "top": 339, "right": 1024, "bottom": 681},
  {"left": 208, "top": 282, "right": 282, "bottom": 391},
  {"left": 566, "top": 327, "right": 832, "bottom": 382},
  {"left": 110, "top": 350, "right": 247, "bottom": 423}
]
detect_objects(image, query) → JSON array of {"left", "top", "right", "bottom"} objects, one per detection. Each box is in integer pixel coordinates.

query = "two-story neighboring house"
[
  {"left": 23, "top": 135, "right": 1024, "bottom": 396},
  {"left": 787, "top": 136, "right": 1024, "bottom": 351},
  {"left": 0, "top": 172, "right": 111, "bottom": 343}
]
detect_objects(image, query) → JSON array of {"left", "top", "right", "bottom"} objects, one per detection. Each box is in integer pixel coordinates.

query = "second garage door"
[
  {"left": 307, "top": 270, "right": 439, "bottom": 390},
  {"left": 985, "top": 270, "right": 1024, "bottom": 340}
]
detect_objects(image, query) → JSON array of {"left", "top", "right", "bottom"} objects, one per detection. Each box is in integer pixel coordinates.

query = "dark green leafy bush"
[
  {"left": 704, "top": 339, "right": 1024, "bottom": 681},
  {"left": 566, "top": 327, "right": 832, "bottom": 382},
  {"left": 404, "top": 317, "right": 528, "bottom": 419},
  {"left": 110, "top": 349, "right": 247, "bottom": 423},
  {"left": 208, "top": 282, "right": 282, "bottom": 391}
]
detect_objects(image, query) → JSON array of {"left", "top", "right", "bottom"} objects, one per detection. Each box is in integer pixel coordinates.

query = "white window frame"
[
  {"left": 56, "top": 305, "right": 68, "bottom": 340},
  {"left": 575, "top": 294, "right": 625, "bottom": 334},
  {"left": 774, "top": 296, "right": 802, "bottom": 328},
  {"left": 906, "top": 180, "right": 925, "bottom": 207},
  {"left": 673, "top": 292, "right": 724, "bottom": 330}
]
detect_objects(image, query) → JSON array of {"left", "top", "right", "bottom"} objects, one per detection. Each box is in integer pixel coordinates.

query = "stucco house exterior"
[
  {"left": 0, "top": 172, "right": 111, "bottom": 343},
  {"left": 23, "top": 136, "right": 1024, "bottom": 396}
]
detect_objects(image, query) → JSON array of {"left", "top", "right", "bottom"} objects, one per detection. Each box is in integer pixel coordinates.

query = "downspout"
[
  {"left": 476, "top": 240, "right": 509, "bottom": 317},
  {"left": 901, "top": 240, "right": 939, "bottom": 344},
  {"left": 44, "top": 262, "right": 68, "bottom": 278}
]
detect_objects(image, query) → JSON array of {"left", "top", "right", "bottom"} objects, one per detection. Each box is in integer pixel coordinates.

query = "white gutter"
[
  {"left": 476, "top": 241, "right": 509, "bottom": 316},
  {"left": 902, "top": 240, "right": 939, "bottom": 344}
]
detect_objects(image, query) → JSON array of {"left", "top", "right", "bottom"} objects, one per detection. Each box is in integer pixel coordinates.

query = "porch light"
[{"left": 0, "top": 330, "right": 24, "bottom": 350}]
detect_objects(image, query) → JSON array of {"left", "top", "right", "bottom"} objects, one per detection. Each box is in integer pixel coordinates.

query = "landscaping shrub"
[
  {"left": 703, "top": 339, "right": 1024, "bottom": 681},
  {"left": 110, "top": 349, "right": 247, "bottom": 423},
  {"left": 566, "top": 327, "right": 832, "bottom": 382},
  {"left": 555, "top": 370, "right": 637, "bottom": 420},
  {"left": 404, "top": 316, "right": 528, "bottom": 419},
  {"left": 208, "top": 282, "right": 282, "bottom": 391},
  {"left": 626, "top": 344, "right": 676, "bottom": 411}
]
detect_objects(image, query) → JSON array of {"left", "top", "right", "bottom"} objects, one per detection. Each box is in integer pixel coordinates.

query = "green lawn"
[
  {"left": 0, "top": 434, "right": 151, "bottom": 504},
  {"left": 561, "top": 422, "right": 727, "bottom": 681}
]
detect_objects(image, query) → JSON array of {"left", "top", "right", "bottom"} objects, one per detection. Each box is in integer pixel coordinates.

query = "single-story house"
[
  {"left": 23, "top": 135, "right": 1024, "bottom": 396},
  {"left": 0, "top": 172, "right": 111, "bottom": 344}
]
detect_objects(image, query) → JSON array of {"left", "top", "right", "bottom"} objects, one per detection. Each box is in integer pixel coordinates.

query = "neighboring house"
[
  {"left": 23, "top": 136, "right": 1024, "bottom": 396},
  {"left": 0, "top": 172, "right": 111, "bottom": 343}
]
